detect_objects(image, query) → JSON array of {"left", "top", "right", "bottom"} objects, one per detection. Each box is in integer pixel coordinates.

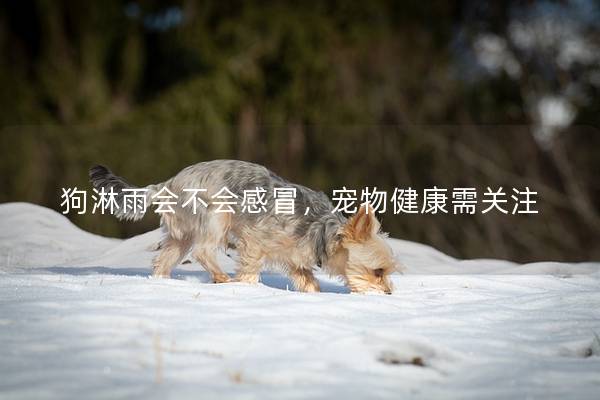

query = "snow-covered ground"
[{"left": 1, "top": 202, "right": 599, "bottom": 399}]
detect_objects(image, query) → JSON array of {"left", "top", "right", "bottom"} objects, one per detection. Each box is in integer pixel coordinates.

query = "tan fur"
[
  {"left": 231, "top": 223, "right": 320, "bottom": 288},
  {"left": 330, "top": 205, "right": 396, "bottom": 294},
  {"left": 92, "top": 161, "right": 401, "bottom": 293},
  {"left": 152, "top": 203, "right": 398, "bottom": 294}
]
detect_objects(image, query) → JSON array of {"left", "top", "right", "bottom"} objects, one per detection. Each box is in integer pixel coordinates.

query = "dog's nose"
[{"left": 385, "top": 290, "right": 392, "bottom": 295}]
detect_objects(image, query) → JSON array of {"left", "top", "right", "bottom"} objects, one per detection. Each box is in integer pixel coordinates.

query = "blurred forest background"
[{"left": 0, "top": 0, "right": 599, "bottom": 262}]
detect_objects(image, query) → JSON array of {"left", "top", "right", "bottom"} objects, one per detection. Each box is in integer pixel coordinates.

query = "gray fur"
[
  {"left": 89, "top": 165, "right": 163, "bottom": 221},
  {"left": 89, "top": 160, "right": 347, "bottom": 266}
]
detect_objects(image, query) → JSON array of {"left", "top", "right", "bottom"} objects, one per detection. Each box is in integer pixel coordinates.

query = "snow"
[{"left": 1, "top": 202, "right": 599, "bottom": 399}]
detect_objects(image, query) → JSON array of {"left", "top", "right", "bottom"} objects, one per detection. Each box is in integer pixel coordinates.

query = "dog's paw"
[
  {"left": 297, "top": 281, "right": 321, "bottom": 293},
  {"left": 233, "top": 274, "right": 260, "bottom": 284},
  {"left": 213, "top": 274, "right": 232, "bottom": 284}
]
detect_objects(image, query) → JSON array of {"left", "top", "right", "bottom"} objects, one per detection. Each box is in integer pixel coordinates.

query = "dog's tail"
[{"left": 89, "top": 165, "right": 164, "bottom": 221}]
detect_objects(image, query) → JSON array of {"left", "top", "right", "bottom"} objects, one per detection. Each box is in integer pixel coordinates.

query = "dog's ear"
[
  {"left": 344, "top": 204, "right": 381, "bottom": 241},
  {"left": 314, "top": 219, "right": 343, "bottom": 267}
]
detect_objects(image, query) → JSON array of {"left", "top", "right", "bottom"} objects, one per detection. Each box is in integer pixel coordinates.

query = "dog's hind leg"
[
  {"left": 192, "top": 247, "right": 230, "bottom": 283},
  {"left": 191, "top": 212, "right": 231, "bottom": 283},
  {"left": 288, "top": 267, "right": 320, "bottom": 293},
  {"left": 234, "top": 238, "right": 264, "bottom": 284},
  {"left": 152, "top": 238, "right": 191, "bottom": 278}
]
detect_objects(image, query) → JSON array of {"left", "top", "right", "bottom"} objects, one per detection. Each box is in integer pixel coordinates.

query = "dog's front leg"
[
  {"left": 235, "top": 257, "right": 262, "bottom": 284},
  {"left": 288, "top": 267, "right": 320, "bottom": 293}
]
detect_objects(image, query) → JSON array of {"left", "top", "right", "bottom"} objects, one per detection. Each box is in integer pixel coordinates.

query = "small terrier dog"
[{"left": 90, "top": 160, "right": 397, "bottom": 294}]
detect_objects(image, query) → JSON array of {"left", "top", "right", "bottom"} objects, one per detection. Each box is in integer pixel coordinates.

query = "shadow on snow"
[{"left": 40, "top": 266, "right": 350, "bottom": 294}]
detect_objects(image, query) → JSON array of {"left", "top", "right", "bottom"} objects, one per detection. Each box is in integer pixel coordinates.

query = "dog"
[{"left": 90, "top": 160, "right": 398, "bottom": 293}]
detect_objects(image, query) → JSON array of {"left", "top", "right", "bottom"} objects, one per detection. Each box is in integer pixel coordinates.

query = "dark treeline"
[{"left": 1, "top": 0, "right": 598, "bottom": 262}]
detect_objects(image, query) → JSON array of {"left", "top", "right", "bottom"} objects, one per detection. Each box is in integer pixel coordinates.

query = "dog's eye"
[{"left": 373, "top": 268, "right": 384, "bottom": 278}]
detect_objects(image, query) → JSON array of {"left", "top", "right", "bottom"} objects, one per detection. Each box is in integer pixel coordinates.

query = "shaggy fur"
[{"left": 90, "top": 160, "right": 398, "bottom": 293}]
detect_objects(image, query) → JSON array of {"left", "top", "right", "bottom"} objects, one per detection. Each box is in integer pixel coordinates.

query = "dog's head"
[{"left": 328, "top": 205, "right": 398, "bottom": 294}]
